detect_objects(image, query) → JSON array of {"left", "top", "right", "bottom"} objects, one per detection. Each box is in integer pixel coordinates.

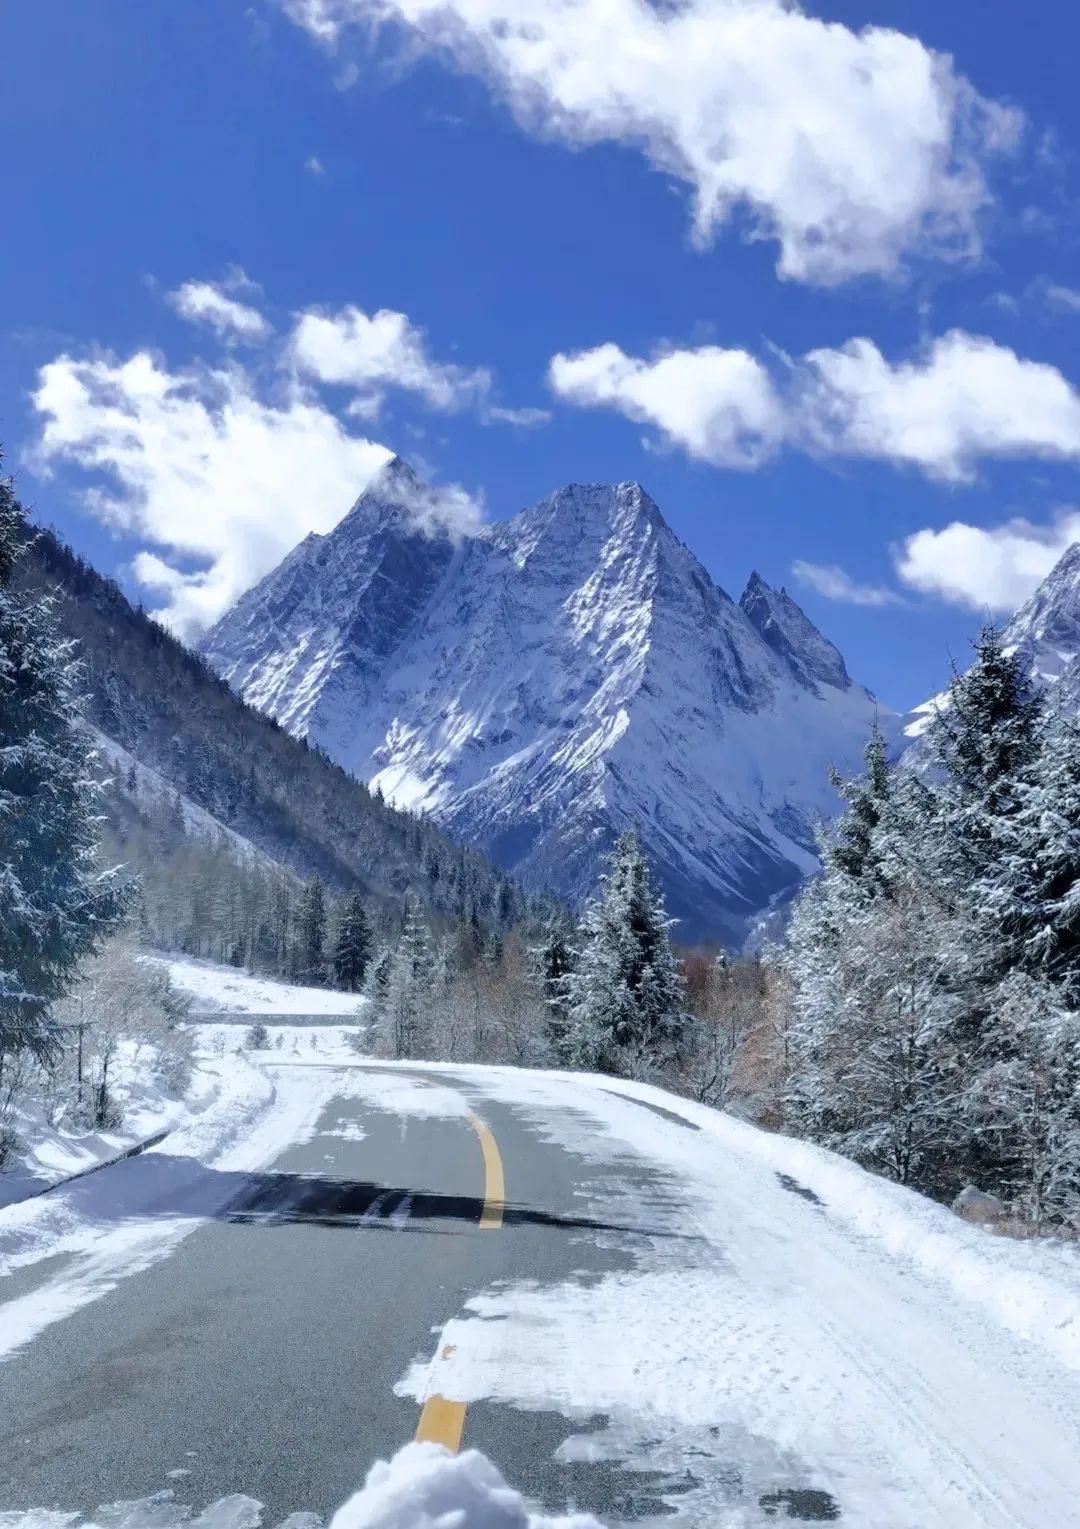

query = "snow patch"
[
  {"left": 330, "top": 1442, "right": 603, "bottom": 1529},
  {"left": 0, "top": 1446, "right": 603, "bottom": 1529},
  {"left": 143, "top": 954, "right": 368, "bottom": 1016}
]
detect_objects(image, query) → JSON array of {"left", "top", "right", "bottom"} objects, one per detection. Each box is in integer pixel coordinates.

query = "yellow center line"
[
  {"left": 466, "top": 1110, "right": 505, "bottom": 1231},
  {"left": 414, "top": 1392, "right": 468, "bottom": 1453},
  {"left": 406, "top": 1075, "right": 506, "bottom": 1453}
]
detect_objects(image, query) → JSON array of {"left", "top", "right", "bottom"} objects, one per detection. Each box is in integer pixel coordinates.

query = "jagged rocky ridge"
[
  {"left": 203, "top": 459, "right": 897, "bottom": 943},
  {"left": 905, "top": 541, "right": 1080, "bottom": 744}
]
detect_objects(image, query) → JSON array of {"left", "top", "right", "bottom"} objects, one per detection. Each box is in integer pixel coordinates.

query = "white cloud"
[
  {"left": 549, "top": 330, "right": 1080, "bottom": 481},
  {"left": 31, "top": 349, "right": 393, "bottom": 637},
  {"left": 306, "top": 153, "right": 327, "bottom": 175},
  {"left": 291, "top": 304, "right": 492, "bottom": 414},
  {"left": 31, "top": 275, "right": 507, "bottom": 635},
  {"left": 1043, "top": 282, "right": 1080, "bottom": 313},
  {"left": 894, "top": 512, "right": 1080, "bottom": 611},
  {"left": 168, "top": 278, "right": 271, "bottom": 342},
  {"left": 798, "top": 331, "right": 1080, "bottom": 480},
  {"left": 791, "top": 560, "right": 904, "bottom": 608},
  {"left": 548, "top": 342, "right": 783, "bottom": 468},
  {"left": 282, "top": 0, "right": 1020, "bottom": 286},
  {"left": 486, "top": 404, "right": 552, "bottom": 428}
]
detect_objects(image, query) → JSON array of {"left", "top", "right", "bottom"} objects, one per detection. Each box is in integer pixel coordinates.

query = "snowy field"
[{"left": 140, "top": 952, "right": 369, "bottom": 1016}]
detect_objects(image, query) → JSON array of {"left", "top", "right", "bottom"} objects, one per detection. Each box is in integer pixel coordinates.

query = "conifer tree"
[
  {"left": 924, "top": 624, "right": 1043, "bottom": 893},
  {"left": 532, "top": 919, "right": 576, "bottom": 1064},
  {"left": 978, "top": 711, "right": 1080, "bottom": 1001},
  {"left": 332, "top": 892, "right": 372, "bottom": 991},
  {"left": 362, "top": 943, "right": 393, "bottom": 1015},
  {"left": 0, "top": 466, "right": 131, "bottom": 1057},
  {"left": 827, "top": 717, "right": 891, "bottom": 884},
  {"left": 566, "top": 825, "right": 686, "bottom": 1076},
  {"left": 381, "top": 901, "right": 436, "bottom": 1058},
  {"left": 295, "top": 876, "right": 327, "bottom": 985}
]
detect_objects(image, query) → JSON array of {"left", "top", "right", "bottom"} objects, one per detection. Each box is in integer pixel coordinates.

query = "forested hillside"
[{"left": 16, "top": 524, "right": 536, "bottom": 948}]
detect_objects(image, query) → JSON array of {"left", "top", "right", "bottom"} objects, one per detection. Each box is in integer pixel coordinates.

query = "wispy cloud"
[
  {"left": 168, "top": 272, "right": 271, "bottom": 342},
  {"left": 792, "top": 561, "right": 905, "bottom": 608}
]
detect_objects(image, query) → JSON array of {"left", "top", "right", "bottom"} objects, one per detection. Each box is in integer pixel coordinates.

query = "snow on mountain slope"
[
  {"left": 905, "top": 540, "right": 1080, "bottom": 745},
  {"left": 203, "top": 461, "right": 895, "bottom": 942},
  {"left": 91, "top": 727, "right": 278, "bottom": 872}
]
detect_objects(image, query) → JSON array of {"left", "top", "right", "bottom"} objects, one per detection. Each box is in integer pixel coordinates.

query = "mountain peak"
[
  {"left": 204, "top": 473, "right": 887, "bottom": 942},
  {"left": 364, "top": 453, "right": 422, "bottom": 499},
  {"left": 1003, "top": 540, "right": 1080, "bottom": 683},
  {"left": 739, "top": 573, "right": 851, "bottom": 692}
]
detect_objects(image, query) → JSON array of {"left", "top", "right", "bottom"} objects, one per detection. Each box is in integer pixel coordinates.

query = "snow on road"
[
  {"left": 383, "top": 1063, "right": 1080, "bottom": 1528},
  {"left": 0, "top": 1442, "right": 602, "bottom": 1528}
]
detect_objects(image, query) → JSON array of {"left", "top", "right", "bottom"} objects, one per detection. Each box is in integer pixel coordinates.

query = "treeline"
[{"left": 100, "top": 786, "right": 534, "bottom": 991}]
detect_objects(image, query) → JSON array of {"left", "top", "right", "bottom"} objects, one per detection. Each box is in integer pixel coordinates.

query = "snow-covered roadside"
[
  {"left": 586, "top": 1070, "right": 1080, "bottom": 1376},
  {"left": 0, "top": 1038, "right": 201, "bottom": 1211},
  {"left": 0, "top": 955, "right": 365, "bottom": 1212},
  {"left": 142, "top": 952, "right": 368, "bottom": 1016}
]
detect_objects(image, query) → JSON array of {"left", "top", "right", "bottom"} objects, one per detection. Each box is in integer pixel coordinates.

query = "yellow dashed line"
[
  {"left": 414, "top": 1392, "right": 467, "bottom": 1452},
  {"left": 409, "top": 1079, "right": 506, "bottom": 1452}
]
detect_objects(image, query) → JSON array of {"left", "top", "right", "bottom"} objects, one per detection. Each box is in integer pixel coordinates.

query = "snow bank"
[
  {"left": 331, "top": 1443, "right": 603, "bottom": 1529},
  {"left": 0, "top": 1038, "right": 194, "bottom": 1211},
  {"left": 597, "top": 1073, "right": 1080, "bottom": 1377},
  {"left": 140, "top": 953, "right": 367, "bottom": 1016}
]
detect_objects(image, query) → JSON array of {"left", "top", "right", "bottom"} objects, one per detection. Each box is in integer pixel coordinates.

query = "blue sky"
[{"left": 4, "top": 0, "right": 1080, "bottom": 708}]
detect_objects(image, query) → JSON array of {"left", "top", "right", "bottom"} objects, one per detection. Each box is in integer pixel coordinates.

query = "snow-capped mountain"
[
  {"left": 202, "top": 459, "right": 895, "bottom": 942},
  {"left": 905, "top": 542, "right": 1080, "bottom": 743}
]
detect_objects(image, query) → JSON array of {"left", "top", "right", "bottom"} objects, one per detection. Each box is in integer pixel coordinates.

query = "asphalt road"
[
  {"left": 6, "top": 1055, "right": 1078, "bottom": 1527},
  {"left": 0, "top": 1065, "right": 670, "bottom": 1525}
]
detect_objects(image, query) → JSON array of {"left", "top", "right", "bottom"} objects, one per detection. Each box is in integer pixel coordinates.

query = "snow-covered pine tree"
[
  {"left": 978, "top": 710, "right": 1080, "bottom": 1002},
  {"left": 787, "top": 839, "right": 966, "bottom": 1186},
  {"left": 0, "top": 467, "right": 131, "bottom": 1057},
  {"left": 566, "top": 825, "right": 686, "bottom": 1077},
  {"left": 962, "top": 970, "right": 1080, "bottom": 1229},
  {"left": 531, "top": 919, "right": 576, "bottom": 1065},
  {"left": 827, "top": 717, "right": 891, "bottom": 884},
  {"left": 916, "top": 627, "right": 1055, "bottom": 1194},
  {"left": 785, "top": 729, "right": 966, "bottom": 1191},
  {"left": 332, "top": 892, "right": 372, "bottom": 991},
  {"left": 380, "top": 900, "right": 437, "bottom": 1059},
  {"left": 294, "top": 876, "right": 327, "bottom": 985},
  {"left": 362, "top": 944, "right": 393, "bottom": 1017},
  {"left": 787, "top": 629, "right": 1072, "bottom": 1212},
  {"left": 923, "top": 624, "right": 1043, "bottom": 896}
]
